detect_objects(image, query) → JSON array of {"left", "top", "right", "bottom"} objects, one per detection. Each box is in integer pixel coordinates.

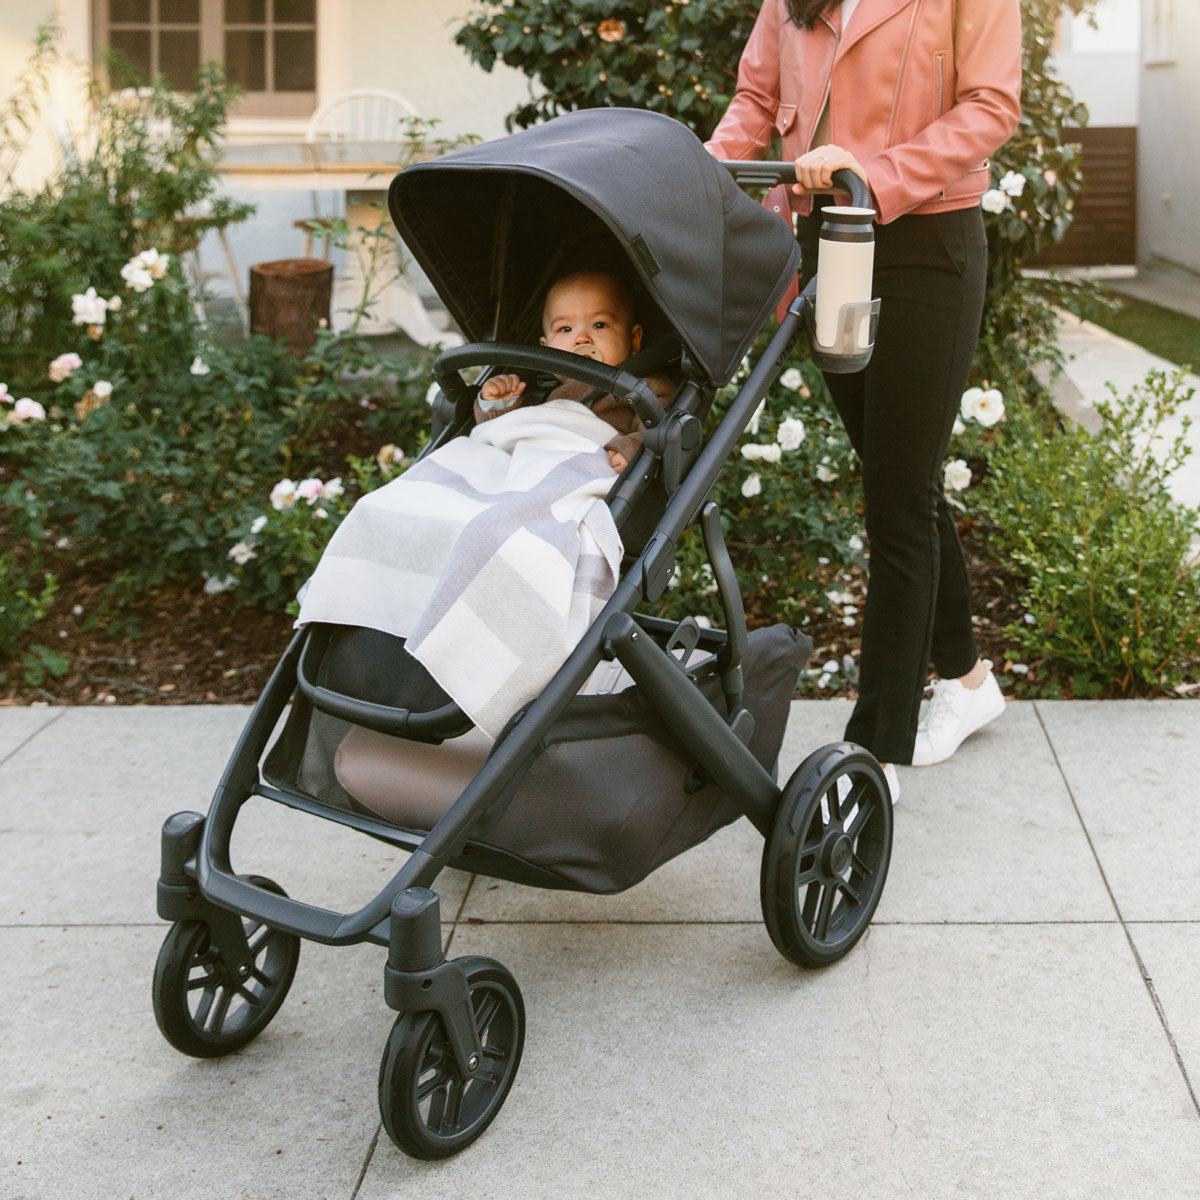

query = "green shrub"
[
  {"left": 978, "top": 370, "right": 1200, "bottom": 693},
  {"left": 456, "top": 0, "right": 760, "bottom": 140}
]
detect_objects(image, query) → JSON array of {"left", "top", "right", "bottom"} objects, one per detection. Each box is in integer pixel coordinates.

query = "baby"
[{"left": 474, "top": 270, "right": 673, "bottom": 472}]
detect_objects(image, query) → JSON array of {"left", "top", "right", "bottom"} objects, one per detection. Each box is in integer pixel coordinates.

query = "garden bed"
[{"left": 0, "top": 521, "right": 1117, "bottom": 708}]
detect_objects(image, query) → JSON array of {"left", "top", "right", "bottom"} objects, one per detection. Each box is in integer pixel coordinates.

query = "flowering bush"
[
  {"left": 651, "top": 340, "right": 866, "bottom": 641},
  {"left": 212, "top": 452, "right": 414, "bottom": 611},
  {"left": 456, "top": 0, "right": 760, "bottom": 139},
  {"left": 975, "top": 370, "right": 1200, "bottom": 694},
  {"left": 0, "top": 41, "right": 439, "bottom": 673}
]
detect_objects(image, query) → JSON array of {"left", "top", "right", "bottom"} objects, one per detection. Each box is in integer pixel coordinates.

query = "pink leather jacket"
[{"left": 705, "top": 0, "right": 1022, "bottom": 223}]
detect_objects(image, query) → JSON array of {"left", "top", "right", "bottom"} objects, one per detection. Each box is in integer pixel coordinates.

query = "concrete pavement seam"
[
  {"left": 1033, "top": 701, "right": 1200, "bottom": 1119},
  {"left": 349, "top": 1122, "right": 382, "bottom": 1200},
  {"left": 0, "top": 706, "right": 67, "bottom": 767}
]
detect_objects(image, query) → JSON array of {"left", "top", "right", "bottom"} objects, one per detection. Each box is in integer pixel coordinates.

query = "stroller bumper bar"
[{"left": 432, "top": 342, "right": 665, "bottom": 430}]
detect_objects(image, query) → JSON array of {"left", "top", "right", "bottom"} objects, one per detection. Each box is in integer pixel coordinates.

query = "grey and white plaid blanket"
[{"left": 296, "top": 399, "right": 624, "bottom": 736}]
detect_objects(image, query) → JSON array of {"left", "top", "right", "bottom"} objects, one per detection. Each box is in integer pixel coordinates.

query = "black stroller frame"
[{"left": 152, "top": 111, "right": 894, "bottom": 1160}]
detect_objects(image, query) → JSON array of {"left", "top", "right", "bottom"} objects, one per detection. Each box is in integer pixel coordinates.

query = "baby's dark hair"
[{"left": 540, "top": 269, "right": 639, "bottom": 332}]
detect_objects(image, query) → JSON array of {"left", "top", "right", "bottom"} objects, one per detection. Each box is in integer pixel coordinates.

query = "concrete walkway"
[
  {"left": 1045, "top": 268, "right": 1200, "bottom": 511},
  {"left": 3, "top": 700, "right": 1199, "bottom": 1199}
]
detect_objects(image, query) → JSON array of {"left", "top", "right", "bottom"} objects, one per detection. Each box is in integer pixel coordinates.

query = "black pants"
[{"left": 799, "top": 203, "right": 987, "bottom": 764}]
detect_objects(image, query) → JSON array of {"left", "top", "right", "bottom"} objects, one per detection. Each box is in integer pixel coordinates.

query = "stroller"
[{"left": 151, "top": 108, "right": 893, "bottom": 1160}]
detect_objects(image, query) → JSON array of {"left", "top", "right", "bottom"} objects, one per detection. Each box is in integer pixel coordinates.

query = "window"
[
  {"left": 93, "top": 0, "right": 317, "bottom": 117},
  {"left": 1144, "top": 0, "right": 1176, "bottom": 66}
]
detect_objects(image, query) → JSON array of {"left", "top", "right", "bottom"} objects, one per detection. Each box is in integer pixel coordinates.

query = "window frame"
[
  {"left": 92, "top": 0, "right": 318, "bottom": 119},
  {"left": 1143, "top": 0, "right": 1177, "bottom": 67}
]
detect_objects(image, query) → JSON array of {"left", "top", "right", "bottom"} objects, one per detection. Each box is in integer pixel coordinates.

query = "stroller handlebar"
[
  {"left": 433, "top": 342, "right": 665, "bottom": 430},
  {"left": 721, "top": 161, "right": 872, "bottom": 211}
]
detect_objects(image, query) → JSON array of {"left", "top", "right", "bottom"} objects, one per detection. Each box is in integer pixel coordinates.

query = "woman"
[{"left": 706, "top": 0, "right": 1022, "bottom": 785}]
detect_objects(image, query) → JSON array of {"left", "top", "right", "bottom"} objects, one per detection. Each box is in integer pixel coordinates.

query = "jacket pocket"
[{"left": 773, "top": 103, "right": 798, "bottom": 136}]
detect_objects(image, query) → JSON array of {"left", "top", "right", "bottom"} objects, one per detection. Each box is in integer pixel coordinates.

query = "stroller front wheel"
[
  {"left": 760, "top": 742, "right": 893, "bottom": 968},
  {"left": 152, "top": 875, "right": 300, "bottom": 1057},
  {"left": 378, "top": 955, "right": 524, "bottom": 1159}
]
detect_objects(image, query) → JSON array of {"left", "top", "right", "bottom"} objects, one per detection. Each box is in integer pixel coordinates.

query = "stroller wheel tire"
[
  {"left": 152, "top": 875, "right": 300, "bottom": 1058},
  {"left": 379, "top": 955, "right": 524, "bottom": 1160},
  {"left": 760, "top": 742, "right": 892, "bottom": 968}
]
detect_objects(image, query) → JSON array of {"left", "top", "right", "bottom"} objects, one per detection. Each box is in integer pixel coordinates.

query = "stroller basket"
[{"left": 268, "top": 621, "right": 810, "bottom": 894}]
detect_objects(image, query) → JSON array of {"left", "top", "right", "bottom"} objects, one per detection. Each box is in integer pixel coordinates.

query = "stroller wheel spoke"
[
  {"left": 206, "top": 985, "right": 233, "bottom": 1032},
  {"left": 193, "top": 984, "right": 217, "bottom": 1027},
  {"left": 812, "top": 884, "right": 836, "bottom": 940},
  {"left": 846, "top": 797, "right": 877, "bottom": 841}
]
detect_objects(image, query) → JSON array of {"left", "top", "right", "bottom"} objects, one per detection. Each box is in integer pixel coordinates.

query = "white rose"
[
  {"left": 778, "top": 417, "right": 806, "bottom": 450},
  {"left": 189, "top": 356, "right": 211, "bottom": 376},
  {"left": 740, "top": 443, "right": 765, "bottom": 461},
  {"left": 139, "top": 248, "right": 169, "bottom": 279},
  {"left": 71, "top": 287, "right": 109, "bottom": 325},
  {"left": 741, "top": 473, "right": 762, "bottom": 498},
  {"left": 320, "top": 477, "right": 345, "bottom": 500},
  {"left": 92, "top": 380, "right": 113, "bottom": 399},
  {"left": 11, "top": 397, "right": 46, "bottom": 422},
  {"left": 747, "top": 399, "right": 766, "bottom": 435},
  {"left": 999, "top": 170, "right": 1026, "bottom": 198},
  {"left": 815, "top": 463, "right": 837, "bottom": 483},
  {"left": 228, "top": 541, "right": 257, "bottom": 565},
  {"left": 848, "top": 534, "right": 864, "bottom": 552},
  {"left": 971, "top": 388, "right": 1006, "bottom": 427},
  {"left": 120, "top": 261, "right": 155, "bottom": 293},
  {"left": 48, "top": 352, "right": 83, "bottom": 382},
  {"left": 952, "top": 417, "right": 966, "bottom": 436},
  {"left": 250, "top": 515, "right": 268, "bottom": 535},
  {"left": 269, "top": 478, "right": 298, "bottom": 510},
  {"left": 943, "top": 458, "right": 972, "bottom": 491},
  {"left": 203, "top": 573, "right": 237, "bottom": 594},
  {"left": 981, "top": 189, "right": 1011, "bottom": 215},
  {"left": 296, "top": 477, "right": 324, "bottom": 504},
  {"left": 779, "top": 367, "right": 804, "bottom": 391},
  {"left": 759, "top": 442, "right": 782, "bottom": 463}
]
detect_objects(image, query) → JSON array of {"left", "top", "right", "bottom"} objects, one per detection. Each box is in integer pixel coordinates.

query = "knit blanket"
[{"left": 295, "top": 399, "right": 624, "bottom": 737}]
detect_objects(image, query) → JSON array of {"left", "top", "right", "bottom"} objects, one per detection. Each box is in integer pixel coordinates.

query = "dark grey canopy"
[{"left": 388, "top": 108, "right": 800, "bottom": 387}]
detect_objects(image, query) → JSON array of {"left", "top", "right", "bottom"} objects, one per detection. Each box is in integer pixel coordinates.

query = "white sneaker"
[
  {"left": 911, "top": 661, "right": 1006, "bottom": 766},
  {"left": 835, "top": 762, "right": 899, "bottom": 809},
  {"left": 882, "top": 762, "right": 900, "bottom": 806}
]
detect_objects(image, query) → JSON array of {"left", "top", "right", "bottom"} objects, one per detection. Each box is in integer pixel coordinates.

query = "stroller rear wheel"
[
  {"left": 152, "top": 875, "right": 300, "bottom": 1057},
  {"left": 378, "top": 956, "right": 524, "bottom": 1159},
  {"left": 760, "top": 742, "right": 892, "bottom": 968}
]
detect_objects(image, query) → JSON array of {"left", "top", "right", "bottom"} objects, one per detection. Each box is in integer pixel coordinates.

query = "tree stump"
[{"left": 248, "top": 258, "right": 333, "bottom": 357}]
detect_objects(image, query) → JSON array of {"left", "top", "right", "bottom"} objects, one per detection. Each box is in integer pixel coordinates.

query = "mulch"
[{"left": 0, "top": 517, "right": 1053, "bottom": 708}]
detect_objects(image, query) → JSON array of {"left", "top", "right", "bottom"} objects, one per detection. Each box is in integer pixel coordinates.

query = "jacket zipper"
[
  {"left": 936, "top": 50, "right": 946, "bottom": 201},
  {"left": 884, "top": 0, "right": 922, "bottom": 149},
  {"left": 805, "top": 14, "right": 839, "bottom": 153}
]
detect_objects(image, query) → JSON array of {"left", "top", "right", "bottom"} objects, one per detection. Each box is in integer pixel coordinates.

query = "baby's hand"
[
  {"left": 606, "top": 447, "right": 628, "bottom": 474},
  {"left": 478, "top": 373, "right": 526, "bottom": 414}
]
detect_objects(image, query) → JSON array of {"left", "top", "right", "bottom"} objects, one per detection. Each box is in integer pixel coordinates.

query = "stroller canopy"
[{"left": 388, "top": 108, "right": 800, "bottom": 387}]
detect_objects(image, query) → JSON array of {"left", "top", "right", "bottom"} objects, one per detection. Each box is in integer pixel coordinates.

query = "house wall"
[
  {"left": 1051, "top": 0, "right": 1141, "bottom": 127},
  {"left": 1, "top": 2, "right": 535, "bottom": 296},
  {"left": 1138, "top": 1, "right": 1200, "bottom": 275}
]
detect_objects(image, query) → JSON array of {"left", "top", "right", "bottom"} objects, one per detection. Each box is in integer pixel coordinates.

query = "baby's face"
[{"left": 540, "top": 273, "right": 642, "bottom": 366}]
